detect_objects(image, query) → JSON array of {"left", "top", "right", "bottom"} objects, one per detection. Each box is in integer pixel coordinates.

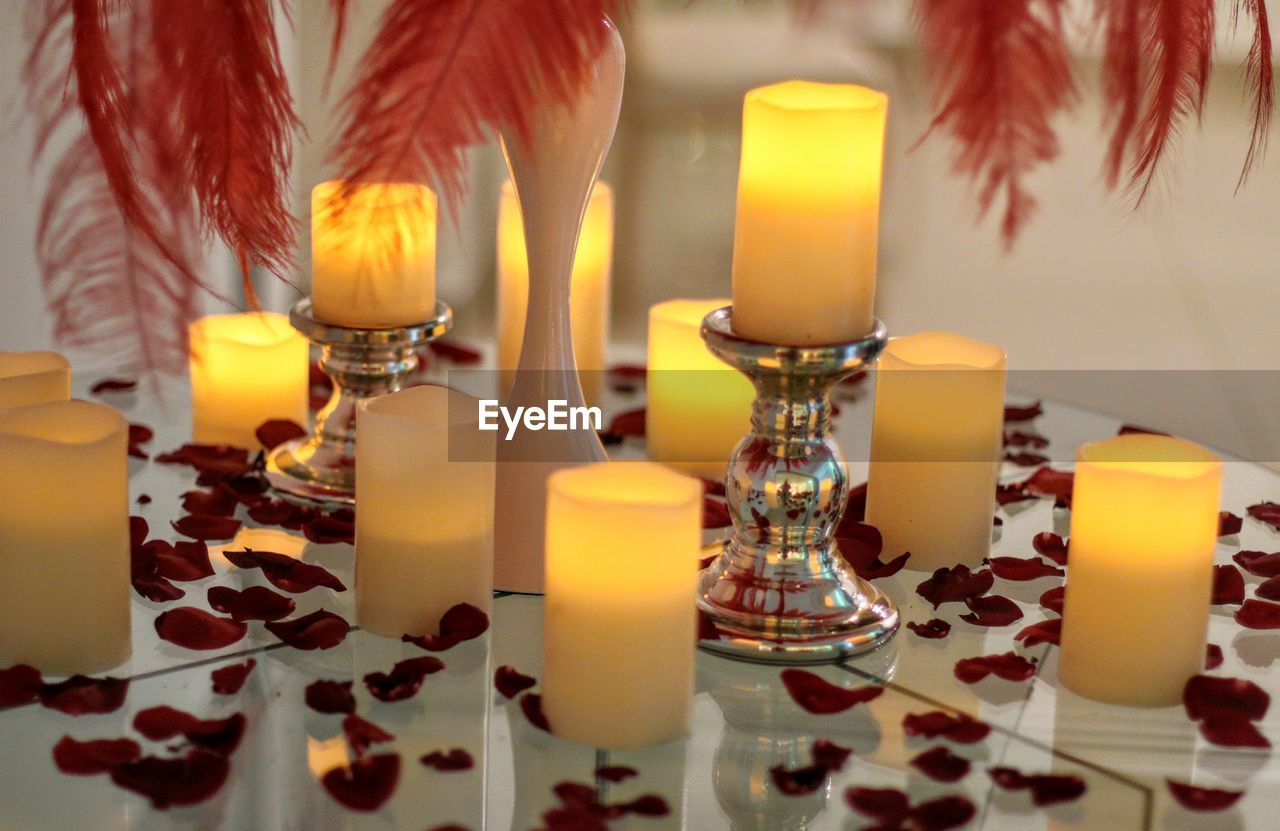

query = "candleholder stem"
[
  {"left": 265, "top": 297, "right": 452, "bottom": 504},
  {"left": 697, "top": 307, "right": 898, "bottom": 663}
]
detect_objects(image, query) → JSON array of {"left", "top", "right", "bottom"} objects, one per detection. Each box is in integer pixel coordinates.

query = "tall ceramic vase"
[{"left": 492, "top": 19, "right": 624, "bottom": 592}]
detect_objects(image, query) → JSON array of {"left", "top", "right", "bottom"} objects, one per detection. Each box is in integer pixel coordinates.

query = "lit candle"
[
  {"left": 543, "top": 462, "right": 701, "bottom": 748},
  {"left": 355, "top": 385, "right": 496, "bottom": 638},
  {"left": 647, "top": 299, "right": 755, "bottom": 479},
  {"left": 731, "top": 80, "right": 887, "bottom": 345},
  {"left": 497, "top": 179, "right": 613, "bottom": 405},
  {"left": 0, "top": 400, "right": 130, "bottom": 674},
  {"left": 865, "top": 332, "right": 1006, "bottom": 571},
  {"left": 0, "top": 351, "right": 70, "bottom": 410},
  {"left": 1060, "top": 434, "right": 1221, "bottom": 706},
  {"left": 189, "top": 312, "right": 309, "bottom": 449},
  {"left": 311, "top": 180, "right": 437, "bottom": 329}
]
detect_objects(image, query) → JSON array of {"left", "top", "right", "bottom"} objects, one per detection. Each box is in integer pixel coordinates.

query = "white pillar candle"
[
  {"left": 0, "top": 351, "right": 70, "bottom": 410},
  {"left": 356, "top": 385, "right": 496, "bottom": 638},
  {"left": 0, "top": 400, "right": 130, "bottom": 674},
  {"left": 1060, "top": 434, "right": 1221, "bottom": 706},
  {"left": 865, "top": 332, "right": 1006, "bottom": 571},
  {"left": 543, "top": 462, "right": 701, "bottom": 749},
  {"left": 646, "top": 299, "right": 755, "bottom": 480},
  {"left": 189, "top": 312, "right": 309, "bottom": 449}
]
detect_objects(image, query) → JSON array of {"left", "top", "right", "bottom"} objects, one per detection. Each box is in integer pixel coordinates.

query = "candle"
[
  {"left": 497, "top": 179, "right": 613, "bottom": 405},
  {"left": 647, "top": 299, "right": 755, "bottom": 479},
  {"left": 0, "top": 400, "right": 130, "bottom": 674},
  {"left": 865, "top": 332, "right": 1006, "bottom": 572},
  {"left": 1059, "top": 434, "right": 1221, "bottom": 706},
  {"left": 543, "top": 462, "right": 701, "bottom": 748},
  {"left": 189, "top": 312, "right": 309, "bottom": 449},
  {"left": 355, "top": 385, "right": 496, "bottom": 638},
  {"left": 311, "top": 180, "right": 437, "bottom": 329},
  {"left": 0, "top": 351, "right": 70, "bottom": 410},
  {"left": 731, "top": 80, "right": 887, "bottom": 345}
]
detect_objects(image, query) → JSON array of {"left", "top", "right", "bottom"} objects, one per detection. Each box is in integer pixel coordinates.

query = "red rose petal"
[
  {"left": 1199, "top": 715, "right": 1271, "bottom": 748},
  {"left": 420, "top": 748, "right": 474, "bottom": 772},
  {"left": 903, "top": 711, "right": 991, "bottom": 744},
  {"left": 811, "top": 739, "right": 852, "bottom": 771},
  {"left": 133, "top": 706, "right": 245, "bottom": 757},
  {"left": 155, "top": 541, "right": 215, "bottom": 582},
  {"left": 208, "top": 585, "right": 296, "bottom": 622},
  {"left": 494, "top": 665, "right": 537, "bottom": 700},
  {"left": 39, "top": 676, "right": 129, "bottom": 715},
  {"left": 954, "top": 652, "right": 1036, "bottom": 684},
  {"left": 181, "top": 487, "right": 239, "bottom": 517},
  {"left": 1166, "top": 779, "right": 1245, "bottom": 811},
  {"left": 910, "top": 746, "right": 971, "bottom": 783},
  {"left": 1005, "top": 451, "right": 1049, "bottom": 467},
  {"left": 907, "top": 618, "right": 951, "bottom": 639},
  {"left": 837, "top": 520, "right": 910, "bottom": 579},
  {"left": 1118, "top": 423, "right": 1170, "bottom": 437},
  {"left": 1184, "top": 675, "right": 1270, "bottom": 722},
  {"left": 321, "top": 753, "right": 400, "bottom": 812},
  {"left": 520, "top": 693, "right": 550, "bottom": 731},
  {"left": 111, "top": 749, "right": 230, "bottom": 809},
  {"left": 1004, "top": 401, "right": 1043, "bottom": 422},
  {"left": 156, "top": 443, "right": 251, "bottom": 475},
  {"left": 223, "top": 548, "right": 347, "bottom": 593},
  {"left": 0, "top": 664, "right": 42, "bottom": 708},
  {"left": 769, "top": 763, "right": 829, "bottom": 795},
  {"left": 127, "top": 423, "right": 154, "bottom": 459},
  {"left": 266, "top": 610, "right": 350, "bottom": 650},
  {"left": 988, "top": 766, "right": 1087, "bottom": 806},
  {"left": 1032, "top": 532, "right": 1068, "bottom": 566},
  {"left": 702, "top": 497, "right": 731, "bottom": 529},
  {"left": 303, "top": 513, "right": 356, "bottom": 546},
  {"left": 429, "top": 339, "right": 482, "bottom": 364},
  {"left": 211, "top": 659, "right": 256, "bottom": 695},
  {"left": 155, "top": 607, "right": 248, "bottom": 650},
  {"left": 617, "top": 794, "right": 670, "bottom": 817},
  {"left": 306, "top": 679, "right": 356, "bottom": 714},
  {"left": 1212, "top": 564, "right": 1246, "bottom": 606},
  {"left": 779, "top": 669, "right": 883, "bottom": 714},
  {"left": 91, "top": 378, "right": 138, "bottom": 395},
  {"left": 363, "top": 656, "right": 444, "bottom": 702},
  {"left": 1247, "top": 502, "right": 1280, "bottom": 533},
  {"left": 595, "top": 765, "right": 637, "bottom": 783},
  {"left": 845, "top": 481, "right": 867, "bottom": 522},
  {"left": 403, "top": 603, "right": 490, "bottom": 651},
  {"left": 344, "top": 714, "right": 395, "bottom": 757},
  {"left": 912, "top": 795, "right": 977, "bottom": 831},
  {"left": 172, "top": 514, "right": 242, "bottom": 542},
  {"left": 52, "top": 736, "right": 141, "bottom": 775},
  {"left": 997, "top": 483, "right": 1037, "bottom": 506},
  {"left": 987, "top": 556, "right": 1064, "bottom": 582},
  {"left": 1014, "top": 618, "right": 1062, "bottom": 647},
  {"left": 1235, "top": 599, "right": 1280, "bottom": 629},
  {"left": 1040, "top": 585, "right": 1065, "bottom": 615},
  {"left": 916, "top": 565, "right": 995, "bottom": 608},
  {"left": 604, "top": 408, "right": 645, "bottom": 439},
  {"left": 1205, "top": 644, "right": 1224, "bottom": 671},
  {"left": 248, "top": 498, "right": 314, "bottom": 529},
  {"left": 845, "top": 787, "right": 910, "bottom": 823},
  {"left": 959, "top": 594, "right": 1024, "bottom": 627},
  {"left": 1234, "top": 550, "right": 1280, "bottom": 578},
  {"left": 1220, "top": 511, "right": 1244, "bottom": 536},
  {"left": 1005, "top": 430, "right": 1049, "bottom": 449},
  {"left": 1021, "top": 466, "right": 1074, "bottom": 508},
  {"left": 255, "top": 419, "right": 307, "bottom": 450},
  {"left": 1258, "top": 575, "right": 1280, "bottom": 601}
]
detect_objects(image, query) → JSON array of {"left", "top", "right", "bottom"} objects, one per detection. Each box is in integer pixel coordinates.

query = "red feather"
[
  {"left": 327, "top": 0, "right": 354, "bottom": 90},
  {"left": 1232, "top": 0, "right": 1274, "bottom": 187},
  {"left": 915, "top": 0, "right": 1076, "bottom": 247},
  {"left": 330, "top": 0, "right": 626, "bottom": 215}
]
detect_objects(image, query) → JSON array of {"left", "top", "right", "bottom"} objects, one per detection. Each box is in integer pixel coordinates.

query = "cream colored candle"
[
  {"left": 865, "top": 332, "right": 1006, "bottom": 571},
  {"left": 189, "top": 312, "right": 308, "bottom": 449},
  {"left": 356, "top": 385, "right": 496, "bottom": 638},
  {"left": 647, "top": 299, "right": 755, "bottom": 480},
  {"left": 497, "top": 179, "right": 613, "bottom": 406},
  {"left": 0, "top": 400, "right": 130, "bottom": 674},
  {"left": 1060, "top": 435, "right": 1221, "bottom": 706},
  {"left": 0, "top": 351, "right": 70, "bottom": 410},
  {"left": 731, "top": 81, "right": 887, "bottom": 345},
  {"left": 543, "top": 462, "right": 701, "bottom": 748},
  {"left": 311, "top": 180, "right": 437, "bottom": 328}
]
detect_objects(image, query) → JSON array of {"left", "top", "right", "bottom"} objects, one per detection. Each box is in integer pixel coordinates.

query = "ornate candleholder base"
[
  {"left": 265, "top": 298, "right": 452, "bottom": 504},
  {"left": 697, "top": 307, "right": 898, "bottom": 664}
]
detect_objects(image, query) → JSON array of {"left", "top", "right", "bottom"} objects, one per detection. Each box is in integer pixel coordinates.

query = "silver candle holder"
[
  {"left": 697, "top": 306, "right": 898, "bottom": 663},
  {"left": 265, "top": 297, "right": 452, "bottom": 504}
]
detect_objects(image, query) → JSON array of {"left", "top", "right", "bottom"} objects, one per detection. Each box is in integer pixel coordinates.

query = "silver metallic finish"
[
  {"left": 696, "top": 307, "right": 898, "bottom": 664},
  {"left": 265, "top": 298, "right": 452, "bottom": 504}
]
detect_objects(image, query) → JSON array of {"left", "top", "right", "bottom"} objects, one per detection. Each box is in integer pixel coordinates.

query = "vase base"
[{"left": 265, "top": 436, "right": 355, "bottom": 505}]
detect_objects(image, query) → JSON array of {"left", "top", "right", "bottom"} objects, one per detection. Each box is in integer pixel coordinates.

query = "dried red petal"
[
  {"left": 155, "top": 607, "right": 248, "bottom": 650},
  {"left": 156, "top": 443, "right": 251, "bottom": 476},
  {"left": 429, "top": 339, "right": 482, "bottom": 364},
  {"left": 111, "top": 749, "right": 230, "bottom": 809},
  {"left": 987, "top": 556, "right": 1064, "bottom": 581},
  {"left": 1003, "top": 401, "right": 1043, "bottom": 421},
  {"left": 845, "top": 481, "right": 868, "bottom": 522},
  {"left": 910, "top": 746, "right": 971, "bottom": 783},
  {"left": 779, "top": 669, "right": 883, "bottom": 714},
  {"left": 617, "top": 795, "right": 670, "bottom": 817},
  {"left": 811, "top": 739, "right": 852, "bottom": 771},
  {"left": 127, "top": 423, "right": 154, "bottom": 459},
  {"left": 255, "top": 419, "right": 307, "bottom": 449},
  {"left": 91, "top": 378, "right": 138, "bottom": 394},
  {"left": 845, "top": 786, "right": 910, "bottom": 823},
  {"left": 402, "top": 603, "right": 490, "bottom": 652},
  {"left": 1184, "top": 675, "right": 1271, "bottom": 722},
  {"left": 996, "top": 483, "right": 1036, "bottom": 506},
  {"left": 306, "top": 679, "right": 356, "bottom": 714},
  {"left": 53, "top": 736, "right": 141, "bottom": 775},
  {"left": 0, "top": 664, "right": 42, "bottom": 708},
  {"left": 172, "top": 514, "right": 242, "bottom": 542},
  {"left": 702, "top": 497, "right": 731, "bottom": 529},
  {"left": 959, "top": 594, "right": 1024, "bottom": 627},
  {"left": 1032, "top": 532, "right": 1068, "bottom": 566},
  {"left": 1014, "top": 618, "right": 1062, "bottom": 647},
  {"left": 223, "top": 548, "right": 347, "bottom": 593},
  {"left": 1213, "top": 565, "right": 1246, "bottom": 606},
  {"left": 181, "top": 487, "right": 239, "bottom": 517},
  {"left": 1040, "top": 586, "right": 1065, "bottom": 615},
  {"left": 248, "top": 498, "right": 313, "bottom": 529},
  {"left": 321, "top": 753, "right": 401, "bottom": 812},
  {"left": 1259, "top": 575, "right": 1280, "bottom": 601},
  {"left": 1118, "top": 423, "right": 1169, "bottom": 437},
  {"left": 837, "top": 520, "right": 910, "bottom": 579},
  {"left": 420, "top": 748, "right": 473, "bottom": 771},
  {"left": 604, "top": 408, "right": 645, "bottom": 439},
  {"left": 911, "top": 795, "right": 977, "bottom": 830},
  {"left": 133, "top": 706, "right": 245, "bottom": 757},
  {"left": 1219, "top": 511, "right": 1244, "bottom": 536},
  {"left": 1005, "top": 430, "right": 1049, "bottom": 449},
  {"left": 155, "top": 541, "right": 214, "bottom": 582},
  {"left": 1247, "top": 501, "right": 1280, "bottom": 532},
  {"left": 208, "top": 585, "right": 296, "bottom": 622},
  {"left": 266, "top": 609, "right": 350, "bottom": 650},
  {"left": 903, "top": 711, "right": 991, "bottom": 744},
  {"left": 304, "top": 513, "right": 356, "bottom": 546},
  {"left": 1234, "top": 550, "right": 1280, "bottom": 578},
  {"left": 595, "top": 765, "right": 637, "bottom": 783},
  {"left": 907, "top": 618, "right": 951, "bottom": 639},
  {"left": 1236, "top": 599, "right": 1280, "bottom": 629},
  {"left": 769, "top": 763, "right": 829, "bottom": 795},
  {"left": 1021, "top": 466, "right": 1074, "bottom": 508},
  {"left": 1166, "top": 779, "right": 1244, "bottom": 811},
  {"left": 131, "top": 534, "right": 186, "bottom": 602},
  {"left": 521, "top": 693, "right": 550, "bottom": 731},
  {"left": 363, "top": 656, "right": 444, "bottom": 702},
  {"left": 211, "top": 659, "right": 256, "bottom": 695},
  {"left": 1005, "top": 451, "right": 1049, "bottom": 467},
  {"left": 916, "top": 565, "right": 995, "bottom": 608},
  {"left": 494, "top": 665, "right": 537, "bottom": 700},
  {"left": 39, "top": 676, "right": 128, "bottom": 715},
  {"left": 1199, "top": 715, "right": 1271, "bottom": 748},
  {"left": 344, "top": 713, "right": 395, "bottom": 757},
  {"left": 954, "top": 652, "right": 1036, "bottom": 684},
  {"left": 988, "top": 767, "right": 1087, "bottom": 806},
  {"left": 1205, "top": 644, "right": 1224, "bottom": 671}
]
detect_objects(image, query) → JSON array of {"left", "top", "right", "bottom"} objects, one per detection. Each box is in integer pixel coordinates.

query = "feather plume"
[
  {"left": 326, "top": 0, "right": 353, "bottom": 90},
  {"left": 915, "top": 0, "right": 1077, "bottom": 247},
  {"left": 1232, "top": 0, "right": 1274, "bottom": 187}
]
